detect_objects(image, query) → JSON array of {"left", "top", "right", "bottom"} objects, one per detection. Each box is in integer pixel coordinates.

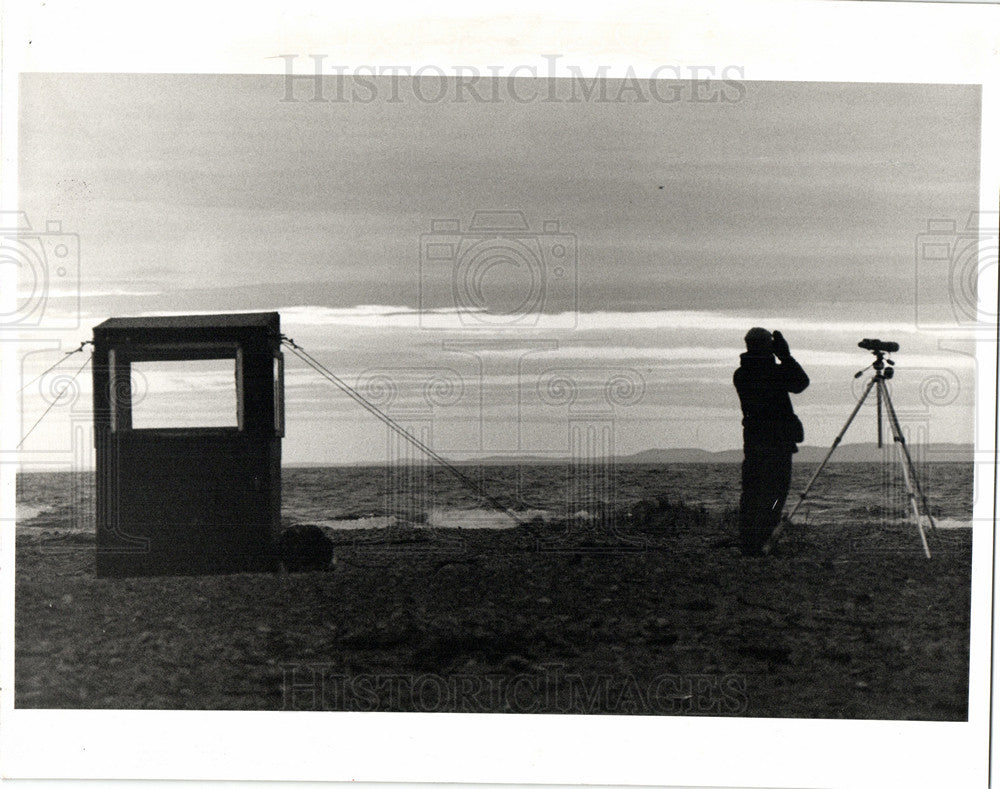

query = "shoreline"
[{"left": 14, "top": 455, "right": 980, "bottom": 475}]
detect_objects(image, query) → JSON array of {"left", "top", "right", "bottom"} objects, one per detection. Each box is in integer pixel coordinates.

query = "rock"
[
  {"left": 276, "top": 524, "right": 334, "bottom": 572},
  {"left": 737, "top": 643, "right": 792, "bottom": 664},
  {"left": 502, "top": 654, "right": 531, "bottom": 672}
]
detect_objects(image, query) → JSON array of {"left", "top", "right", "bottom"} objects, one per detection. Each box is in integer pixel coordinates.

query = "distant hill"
[
  {"left": 276, "top": 442, "right": 975, "bottom": 468},
  {"left": 617, "top": 443, "right": 974, "bottom": 464},
  {"left": 439, "top": 442, "right": 975, "bottom": 466}
]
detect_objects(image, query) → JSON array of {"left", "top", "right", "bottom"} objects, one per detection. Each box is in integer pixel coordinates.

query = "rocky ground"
[{"left": 15, "top": 501, "right": 971, "bottom": 718}]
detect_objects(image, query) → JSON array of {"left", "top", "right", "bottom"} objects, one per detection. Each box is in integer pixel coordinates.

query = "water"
[{"left": 15, "top": 462, "right": 975, "bottom": 530}]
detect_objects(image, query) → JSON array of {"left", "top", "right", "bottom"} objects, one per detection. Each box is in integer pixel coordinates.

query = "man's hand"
[{"left": 771, "top": 330, "right": 791, "bottom": 361}]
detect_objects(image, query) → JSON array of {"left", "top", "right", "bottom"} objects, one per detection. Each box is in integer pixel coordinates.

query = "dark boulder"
[{"left": 276, "top": 524, "right": 334, "bottom": 572}]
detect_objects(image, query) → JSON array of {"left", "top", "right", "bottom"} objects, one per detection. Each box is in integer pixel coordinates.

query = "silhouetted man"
[{"left": 733, "top": 328, "right": 809, "bottom": 556}]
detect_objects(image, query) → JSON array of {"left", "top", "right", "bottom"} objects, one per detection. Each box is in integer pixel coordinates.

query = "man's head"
[{"left": 744, "top": 327, "right": 773, "bottom": 353}]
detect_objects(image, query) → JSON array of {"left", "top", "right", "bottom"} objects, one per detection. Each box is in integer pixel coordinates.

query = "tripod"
[{"left": 763, "top": 346, "right": 938, "bottom": 558}]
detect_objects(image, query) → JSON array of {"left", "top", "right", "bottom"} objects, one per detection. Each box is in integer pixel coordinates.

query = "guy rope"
[
  {"left": 17, "top": 334, "right": 522, "bottom": 529},
  {"left": 17, "top": 342, "right": 93, "bottom": 449},
  {"left": 280, "top": 335, "right": 522, "bottom": 527}
]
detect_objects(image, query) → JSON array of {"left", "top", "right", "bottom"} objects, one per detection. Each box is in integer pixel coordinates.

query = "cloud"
[
  {"left": 279, "top": 304, "right": 934, "bottom": 333},
  {"left": 283, "top": 304, "right": 425, "bottom": 327},
  {"left": 460, "top": 344, "right": 975, "bottom": 369}
]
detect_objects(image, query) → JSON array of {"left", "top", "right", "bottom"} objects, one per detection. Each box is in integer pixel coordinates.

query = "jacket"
[{"left": 733, "top": 351, "right": 809, "bottom": 449}]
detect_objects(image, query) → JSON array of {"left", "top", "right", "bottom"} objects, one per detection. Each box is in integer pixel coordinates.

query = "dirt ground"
[{"left": 15, "top": 503, "right": 971, "bottom": 718}]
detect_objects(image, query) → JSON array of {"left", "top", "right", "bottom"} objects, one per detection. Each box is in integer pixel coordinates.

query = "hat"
[{"left": 744, "top": 327, "right": 772, "bottom": 351}]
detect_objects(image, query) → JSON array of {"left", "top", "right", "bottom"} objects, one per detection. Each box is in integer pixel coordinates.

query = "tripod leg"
[
  {"left": 786, "top": 376, "right": 876, "bottom": 523},
  {"left": 880, "top": 383, "right": 931, "bottom": 559},
  {"left": 882, "top": 385, "right": 940, "bottom": 537},
  {"left": 761, "top": 377, "right": 876, "bottom": 555},
  {"left": 876, "top": 379, "right": 883, "bottom": 448}
]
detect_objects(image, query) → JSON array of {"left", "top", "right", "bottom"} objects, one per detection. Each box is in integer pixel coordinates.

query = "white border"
[{"left": 1, "top": 1, "right": 998, "bottom": 787}]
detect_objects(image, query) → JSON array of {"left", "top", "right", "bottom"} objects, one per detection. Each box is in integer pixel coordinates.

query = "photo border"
[{"left": 1, "top": 1, "right": 998, "bottom": 787}]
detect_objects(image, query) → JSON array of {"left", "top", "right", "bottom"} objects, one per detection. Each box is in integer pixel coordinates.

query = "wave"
[
  {"left": 16, "top": 505, "right": 50, "bottom": 522},
  {"left": 312, "top": 507, "right": 555, "bottom": 530},
  {"left": 933, "top": 518, "right": 974, "bottom": 530},
  {"left": 17, "top": 463, "right": 974, "bottom": 530}
]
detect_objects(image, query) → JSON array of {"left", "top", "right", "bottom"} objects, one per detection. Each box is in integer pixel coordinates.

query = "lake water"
[{"left": 15, "top": 462, "right": 975, "bottom": 531}]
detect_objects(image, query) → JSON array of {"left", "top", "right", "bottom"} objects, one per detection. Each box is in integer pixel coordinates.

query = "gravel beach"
[{"left": 15, "top": 501, "right": 972, "bottom": 718}]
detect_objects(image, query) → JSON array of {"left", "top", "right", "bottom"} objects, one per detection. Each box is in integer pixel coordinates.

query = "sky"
[{"left": 14, "top": 73, "right": 983, "bottom": 465}]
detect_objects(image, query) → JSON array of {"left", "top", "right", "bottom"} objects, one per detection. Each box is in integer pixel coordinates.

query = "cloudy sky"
[{"left": 16, "top": 74, "right": 982, "bottom": 464}]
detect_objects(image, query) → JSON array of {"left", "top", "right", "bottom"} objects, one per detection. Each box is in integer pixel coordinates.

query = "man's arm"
[
  {"left": 778, "top": 356, "right": 809, "bottom": 393},
  {"left": 771, "top": 331, "right": 809, "bottom": 393}
]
